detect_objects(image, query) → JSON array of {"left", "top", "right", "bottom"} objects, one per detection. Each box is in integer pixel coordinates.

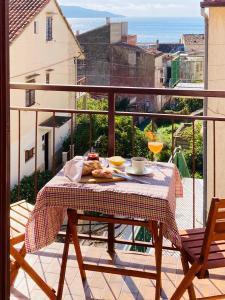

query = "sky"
[{"left": 58, "top": 0, "right": 202, "bottom": 17}]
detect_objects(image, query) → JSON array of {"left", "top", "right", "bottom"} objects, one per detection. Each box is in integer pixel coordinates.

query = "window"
[
  {"left": 46, "top": 16, "right": 53, "bottom": 41},
  {"left": 25, "top": 79, "right": 35, "bottom": 107},
  {"left": 25, "top": 148, "right": 34, "bottom": 162},
  {"left": 46, "top": 72, "right": 50, "bottom": 84},
  {"left": 128, "top": 52, "right": 136, "bottom": 65},
  {"left": 34, "top": 21, "right": 38, "bottom": 34}
]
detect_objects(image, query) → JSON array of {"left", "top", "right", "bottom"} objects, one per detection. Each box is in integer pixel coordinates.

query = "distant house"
[
  {"left": 181, "top": 34, "right": 205, "bottom": 53},
  {"left": 157, "top": 43, "right": 185, "bottom": 54},
  {"left": 170, "top": 52, "right": 204, "bottom": 87},
  {"left": 77, "top": 20, "right": 165, "bottom": 112},
  {"left": 10, "top": 0, "right": 84, "bottom": 186}
]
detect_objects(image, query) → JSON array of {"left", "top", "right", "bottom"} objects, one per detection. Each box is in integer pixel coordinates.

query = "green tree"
[
  {"left": 163, "top": 97, "right": 203, "bottom": 114},
  {"left": 180, "top": 121, "right": 203, "bottom": 177}
]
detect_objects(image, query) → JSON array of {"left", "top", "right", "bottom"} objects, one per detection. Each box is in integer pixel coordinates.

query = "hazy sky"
[{"left": 58, "top": 0, "right": 202, "bottom": 17}]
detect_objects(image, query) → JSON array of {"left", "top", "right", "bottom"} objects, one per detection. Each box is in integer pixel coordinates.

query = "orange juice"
[{"left": 148, "top": 141, "right": 163, "bottom": 154}]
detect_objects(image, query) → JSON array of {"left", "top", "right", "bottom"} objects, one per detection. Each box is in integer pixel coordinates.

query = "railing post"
[
  {"left": 34, "top": 111, "right": 38, "bottom": 199},
  {"left": 17, "top": 110, "right": 21, "bottom": 201},
  {"left": 108, "top": 92, "right": 115, "bottom": 157},
  {"left": 192, "top": 120, "right": 196, "bottom": 229},
  {"left": 108, "top": 92, "right": 115, "bottom": 254}
]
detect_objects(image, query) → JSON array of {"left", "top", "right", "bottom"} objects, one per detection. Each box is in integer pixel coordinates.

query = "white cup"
[{"left": 131, "top": 157, "right": 146, "bottom": 174}]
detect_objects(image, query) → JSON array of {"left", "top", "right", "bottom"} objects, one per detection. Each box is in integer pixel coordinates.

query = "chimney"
[
  {"left": 76, "top": 30, "right": 80, "bottom": 36},
  {"left": 106, "top": 17, "right": 110, "bottom": 24},
  {"left": 156, "top": 39, "right": 159, "bottom": 49}
]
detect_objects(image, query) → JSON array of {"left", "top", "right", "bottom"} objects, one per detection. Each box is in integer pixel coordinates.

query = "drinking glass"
[{"left": 146, "top": 132, "right": 163, "bottom": 161}]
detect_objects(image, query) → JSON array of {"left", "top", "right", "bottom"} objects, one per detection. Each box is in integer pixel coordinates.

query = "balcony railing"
[{"left": 10, "top": 83, "right": 225, "bottom": 253}]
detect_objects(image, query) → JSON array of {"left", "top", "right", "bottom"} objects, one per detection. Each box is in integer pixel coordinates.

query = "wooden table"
[
  {"left": 25, "top": 162, "right": 183, "bottom": 300},
  {"left": 57, "top": 209, "right": 164, "bottom": 300}
]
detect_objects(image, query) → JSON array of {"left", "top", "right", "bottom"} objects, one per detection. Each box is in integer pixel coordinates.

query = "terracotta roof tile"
[
  {"left": 9, "top": 0, "right": 50, "bottom": 43},
  {"left": 201, "top": 0, "right": 225, "bottom": 7}
]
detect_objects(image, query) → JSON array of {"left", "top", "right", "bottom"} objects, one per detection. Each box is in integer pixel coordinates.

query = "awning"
[{"left": 39, "top": 116, "right": 71, "bottom": 128}]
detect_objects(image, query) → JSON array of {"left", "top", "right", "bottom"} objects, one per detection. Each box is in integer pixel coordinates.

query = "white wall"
[
  {"left": 10, "top": 0, "right": 82, "bottom": 186},
  {"left": 207, "top": 7, "right": 225, "bottom": 208}
]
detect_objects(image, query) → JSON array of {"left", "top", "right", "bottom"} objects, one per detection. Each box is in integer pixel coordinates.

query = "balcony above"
[{"left": 201, "top": 0, "right": 225, "bottom": 8}]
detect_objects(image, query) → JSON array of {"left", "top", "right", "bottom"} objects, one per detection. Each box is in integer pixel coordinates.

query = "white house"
[{"left": 10, "top": 0, "right": 84, "bottom": 186}]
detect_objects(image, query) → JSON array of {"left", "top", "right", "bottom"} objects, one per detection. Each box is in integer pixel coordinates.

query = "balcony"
[
  {"left": 10, "top": 243, "right": 225, "bottom": 300},
  {"left": 7, "top": 83, "right": 225, "bottom": 299}
]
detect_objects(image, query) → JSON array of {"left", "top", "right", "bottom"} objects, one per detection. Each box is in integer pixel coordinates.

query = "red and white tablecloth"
[{"left": 25, "top": 162, "right": 183, "bottom": 253}]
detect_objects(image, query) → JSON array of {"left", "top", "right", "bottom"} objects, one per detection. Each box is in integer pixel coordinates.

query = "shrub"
[{"left": 11, "top": 170, "right": 53, "bottom": 204}]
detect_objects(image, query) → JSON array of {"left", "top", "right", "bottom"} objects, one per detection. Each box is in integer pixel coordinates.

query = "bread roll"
[
  {"left": 82, "top": 160, "right": 102, "bottom": 176},
  {"left": 92, "top": 168, "right": 113, "bottom": 179}
]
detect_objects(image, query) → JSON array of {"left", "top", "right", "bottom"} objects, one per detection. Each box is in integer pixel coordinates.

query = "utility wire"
[{"left": 10, "top": 56, "right": 77, "bottom": 79}]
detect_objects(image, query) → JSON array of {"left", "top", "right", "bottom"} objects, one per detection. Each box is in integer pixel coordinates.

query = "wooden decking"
[{"left": 10, "top": 243, "right": 225, "bottom": 300}]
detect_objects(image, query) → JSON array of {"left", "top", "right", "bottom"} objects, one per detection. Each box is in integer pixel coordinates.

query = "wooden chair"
[
  {"left": 171, "top": 197, "right": 225, "bottom": 300},
  {"left": 10, "top": 200, "right": 56, "bottom": 299}
]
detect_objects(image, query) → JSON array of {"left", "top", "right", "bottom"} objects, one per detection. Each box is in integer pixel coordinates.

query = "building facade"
[
  {"left": 10, "top": 0, "right": 84, "bottom": 186},
  {"left": 181, "top": 34, "right": 205, "bottom": 53},
  {"left": 77, "top": 21, "right": 165, "bottom": 112},
  {"left": 201, "top": 0, "right": 225, "bottom": 210}
]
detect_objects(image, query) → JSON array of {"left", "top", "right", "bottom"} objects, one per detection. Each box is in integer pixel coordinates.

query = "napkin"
[{"left": 63, "top": 157, "right": 84, "bottom": 182}]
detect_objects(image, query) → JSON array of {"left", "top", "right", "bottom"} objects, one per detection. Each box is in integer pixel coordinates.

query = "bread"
[
  {"left": 92, "top": 168, "right": 113, "bottom": 179},
  {"left": 82, "top": 160, "right": 102, "bottom": 176}
]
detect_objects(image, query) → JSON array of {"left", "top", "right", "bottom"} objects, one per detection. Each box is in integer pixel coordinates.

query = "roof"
[
  {"left": 175, "top": 82, "right": 204, "bottom": 91},
  {"left": 157, "top": 43, "right": 184, "bottom": 54},
  {"left": 39, "top": 116, "right": 71, "bottom": 127},
  {"left": 9, "top": 0, "right": 84, "bottom": 57},
  {"left": 9, "top": 0, "right": 50, "bottom": 43},
  {"left": 112, "top": 42, "right": 147, "bottom": 53},
  {"left": 112, "top": 42, "right": 163, "bottom": 57},
  {"left": 146, "top": 48, "right": 163, "bottom": 57},
  {"left": 182, "top": 34, "right": 204, "bottom": 46},
  {"left": 201, "top": 0, "right": 225, "bottom": 7}
]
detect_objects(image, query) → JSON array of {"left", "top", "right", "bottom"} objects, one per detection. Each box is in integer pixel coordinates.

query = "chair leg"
[
  {"left": 171, "top": 262, "right": 202, "bottom": 300},
  {"left": 67, "top": 209, "right": 86, "bottom": 281},
  {"left": 57, "top": 225, "right": 70, "bottom": 300},
  {"left": 10, "top": 244, "right": 56, "bottom": 299},
  {"left": 181, "top": 253, "right": 197, "bottom": 300},
  {"left": 10, "top": 243, "right": 26, "bottom": 285}
]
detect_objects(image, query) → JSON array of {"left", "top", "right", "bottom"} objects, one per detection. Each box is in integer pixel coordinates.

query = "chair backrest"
[
  {"left": 10, "top": 200, "right": 33, "bottom": 245},
  {"left": 200, "top": 197, "right": 225, "bottom": 274}
]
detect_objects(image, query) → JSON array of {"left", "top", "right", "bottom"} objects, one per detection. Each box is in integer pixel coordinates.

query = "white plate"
[
  {"left": 108, "top": 160, "right": 131, "bottom": 170},
  {"left": 125, "top": 166, "right": 153, "bottom": 176}
]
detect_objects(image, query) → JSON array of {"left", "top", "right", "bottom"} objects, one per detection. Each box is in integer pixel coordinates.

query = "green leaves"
[{"left": 11, "top": 170, "right": 53, "bottom": 204}]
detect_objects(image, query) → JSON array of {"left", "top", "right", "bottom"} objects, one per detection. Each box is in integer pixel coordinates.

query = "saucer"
[{"left": 125, "top": 166, "right": 153, "bottom": 176}]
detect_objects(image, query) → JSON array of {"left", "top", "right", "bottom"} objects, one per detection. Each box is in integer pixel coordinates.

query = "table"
[{"left": 25, "top": 162, "right": 183, "bottom": 300}]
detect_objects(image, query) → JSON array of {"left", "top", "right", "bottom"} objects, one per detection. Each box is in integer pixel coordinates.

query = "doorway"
[{"left": 42, "top": 133, "right": 49, "bottom": 170}]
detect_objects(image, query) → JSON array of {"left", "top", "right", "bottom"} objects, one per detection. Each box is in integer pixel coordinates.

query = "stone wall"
[{"left": 77, "top": 25, "right": 111, "bottom": 85}]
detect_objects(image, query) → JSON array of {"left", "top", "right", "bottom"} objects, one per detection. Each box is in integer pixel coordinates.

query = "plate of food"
[
  {"left": 107, "top": 156, "right": 130, "bottom": 170},
  {"left": 79, "top": 160, "right": 126, "bottom": 183}
]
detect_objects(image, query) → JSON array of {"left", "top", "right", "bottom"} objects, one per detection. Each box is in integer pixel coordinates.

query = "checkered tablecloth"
[{"left": 25, "top": 162, "right": 183, "bottom": 253}]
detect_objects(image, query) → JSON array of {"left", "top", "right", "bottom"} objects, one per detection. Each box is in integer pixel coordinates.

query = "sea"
[{"left": 68, "top": 17, "right": 204, "bottom": 43}]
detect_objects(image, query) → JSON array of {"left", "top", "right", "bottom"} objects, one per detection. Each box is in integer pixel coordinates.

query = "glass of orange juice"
[{"left": 146, "top": 131, "right": 163, "bottom": 161}]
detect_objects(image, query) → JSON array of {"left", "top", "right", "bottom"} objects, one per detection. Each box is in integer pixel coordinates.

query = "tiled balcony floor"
[{"left": 10, "top": 242, "right": 225, "bottom": 300}]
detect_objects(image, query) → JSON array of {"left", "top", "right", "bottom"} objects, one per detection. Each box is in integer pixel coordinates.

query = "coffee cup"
[{"left": 131, "top": 157, "right": 146, "bottom": 174}]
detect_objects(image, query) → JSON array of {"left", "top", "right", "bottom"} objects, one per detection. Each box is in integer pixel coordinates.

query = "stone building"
[
  {"left": 181, "top": 34, "right": 205, "bottom": 53},
  {"left": 77, "top": 21, "right": 165, "bottom": 112}
]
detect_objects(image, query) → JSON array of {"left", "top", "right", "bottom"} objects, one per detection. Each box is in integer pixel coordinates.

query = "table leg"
[
  {"left": 57, "top": 225, "right": 70, "bottom": 300},
  {"left": 151, "top": 221, "right": 163, "bottom": 300},
  {"left": 68, "top": 209, "right": 86, "bottom": 281},
  {"left": 108, "top": 219, "right": 115, "bottom": 254}
]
